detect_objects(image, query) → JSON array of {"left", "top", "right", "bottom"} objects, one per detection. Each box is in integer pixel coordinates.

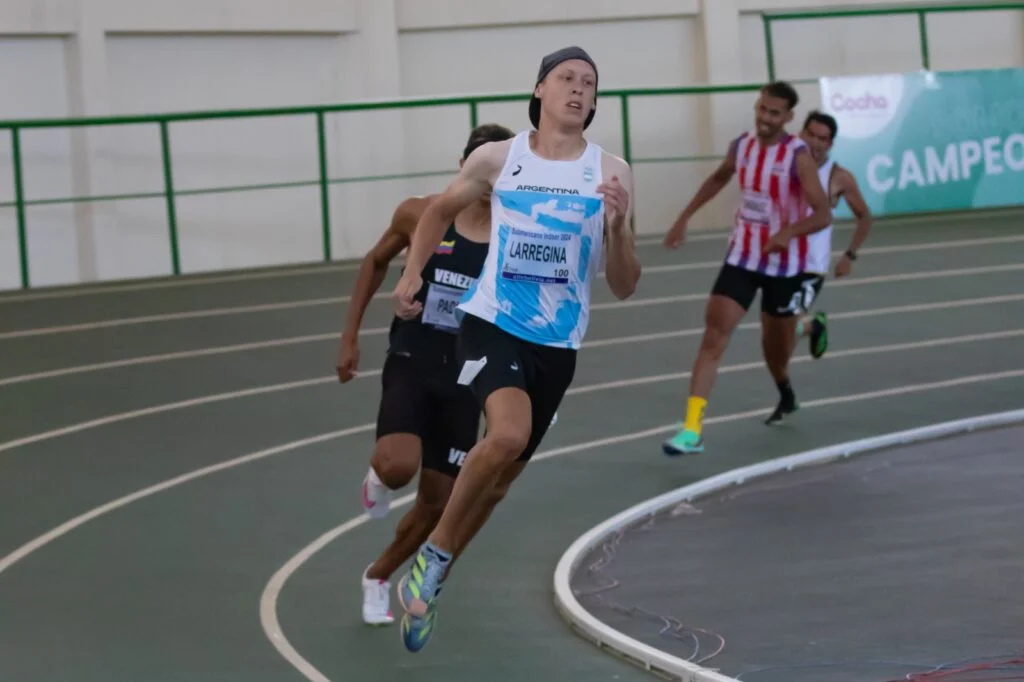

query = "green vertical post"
[
  {"left": 159, "top": 120, "right": 181, "bottom": 276},
  {"left": 764, "top": 16, "right": 777, "bottom": 81},
  {"left": 11, "top": 127, "right": 29, "bottom": 289},
  {"left": 619, "top": 94, "right": 635, "bottom": 233},
  {"left": 469, "top": 101, "right": 479, "bottom": 130},
  {"left": 619, "top": 94, "right": 632, "bottom": 165},
  {"left": 917, "top": 10, "right": 931, "bottom": 70},
  {"left": 316, "top": 111, "right": 332, "bottom": 262}
]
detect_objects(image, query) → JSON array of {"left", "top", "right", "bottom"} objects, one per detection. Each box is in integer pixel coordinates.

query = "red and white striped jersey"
[{"left": 723, "top": 131, "right": 810, "bottom": 278}]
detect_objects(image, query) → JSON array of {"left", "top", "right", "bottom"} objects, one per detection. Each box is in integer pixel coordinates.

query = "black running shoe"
[{"left": 765, "top": 398, "right": 799, "bottom": 425}]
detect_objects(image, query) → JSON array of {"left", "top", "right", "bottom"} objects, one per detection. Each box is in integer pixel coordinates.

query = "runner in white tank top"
[
  {"left": 803, "top": 157, "right": 838, "bottom": 276},
  {"left": 790, "top": 110, "right": 875, "bottom": 360},
  {"left": 389, "top": 46, "right": 641, "bottom": 653},
  {"left": 759, "top": 109, "right": 875, "bottom": 425},
  {"left": 457, "top": 128, "right": 606, "bottom": 349},
  {"left": 661, "top": 81, "right": 834, "bottom": 456}
]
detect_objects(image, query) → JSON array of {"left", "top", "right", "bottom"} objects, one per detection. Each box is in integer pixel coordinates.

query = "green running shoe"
[{"left": 809, "top": 311, "right": 829, "bottom": 359}]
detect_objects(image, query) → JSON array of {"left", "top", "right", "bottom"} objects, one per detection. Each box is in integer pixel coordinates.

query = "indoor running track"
[{"left": 1, "top": 208, "right": 1023, "bottom": 682}]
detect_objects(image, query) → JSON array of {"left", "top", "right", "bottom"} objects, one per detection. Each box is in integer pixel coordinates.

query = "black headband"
[{"left": 528, "top": 46, "right": 599, "bottom": 130}]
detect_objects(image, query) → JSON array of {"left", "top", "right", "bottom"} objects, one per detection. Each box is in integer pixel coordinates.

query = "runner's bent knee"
[
  {"left": 475, "top": 385, "right": 533, "bottom": 461},
  {"left": 372, "top": 434, "right": 421, "bottom": 489},
  {"left": 481, "top": 421, "right": 531, "bottom": 462}
]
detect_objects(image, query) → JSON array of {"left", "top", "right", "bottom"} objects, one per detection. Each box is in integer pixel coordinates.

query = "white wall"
[{"left": 0, "top": 0, "right": 1021, "bottom": 289}]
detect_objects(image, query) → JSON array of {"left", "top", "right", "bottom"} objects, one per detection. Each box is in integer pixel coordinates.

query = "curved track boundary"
[
  {"left": 260, "top": 376, "right": 1024, "bottom": 682},
  {"left": 551, "top": 408, "right": 1024, "bottom": 682}
]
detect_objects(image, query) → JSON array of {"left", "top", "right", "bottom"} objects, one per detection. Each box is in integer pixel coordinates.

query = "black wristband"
[{"left": 845, "top": 249, "right": 858, "bottom": 260}]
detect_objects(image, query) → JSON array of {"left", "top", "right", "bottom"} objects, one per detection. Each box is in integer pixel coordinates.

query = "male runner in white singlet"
[
  {"left": 662, "top": 81, "right": 833, "bottom": 455},
  {"left": 757, "top": 110, "right": 874, "bottom": 423},
  {"left": 390, "top": 46, "right": 642, "bottom": 652}
]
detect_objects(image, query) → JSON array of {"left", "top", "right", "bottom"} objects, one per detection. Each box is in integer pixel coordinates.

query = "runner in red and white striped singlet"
[
  {"left": 725, "top": 130, "right": 811, "bottom": 277},
  {"left": 661, "top": 81, "right": 833, "bottom": 457}
]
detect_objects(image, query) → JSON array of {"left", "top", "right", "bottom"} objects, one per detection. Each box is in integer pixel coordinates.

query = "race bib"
[
  {"left": 422, "top": 282, "right": 464, "bottom": 332},
  {"left": 500, "top": 227, "right": 576, "bottom": 285},
  {"left": 740, "top": 192, "right": 773, "bottom": 225}
]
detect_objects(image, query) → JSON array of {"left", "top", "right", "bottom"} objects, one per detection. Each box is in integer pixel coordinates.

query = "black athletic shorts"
[
  {"left": 455, "top": 313, "right": 576, "bottom": 462},
  {"left": 711, "top": 263, "right": 825, "bottom": 318},
  {"left": 375, "top": 352, "right": 481, "bottom": 478}
]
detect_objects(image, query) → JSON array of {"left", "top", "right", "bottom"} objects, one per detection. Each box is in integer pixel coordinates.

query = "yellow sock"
[{"left": 684, "top": 396, "right": 707, "bottom": 435}]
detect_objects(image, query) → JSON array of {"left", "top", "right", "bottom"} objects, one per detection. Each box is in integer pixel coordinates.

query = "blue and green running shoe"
[
  {"left": 400, "top": 608, "right": 438, "bottom": 653},
  {"left": 662, "top": 428, "right": 704, "bottom": 456},
  {"left": 396, "top": 543, "right": 449, "bottom": 652}
]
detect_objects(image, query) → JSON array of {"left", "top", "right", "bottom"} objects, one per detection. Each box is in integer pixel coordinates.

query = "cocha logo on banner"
[
  {"left": 829, "top": 91, "right": 890, "bottom": 112},
  {"left": 820, "top": 73, "right": 905, "bottom": 140}
]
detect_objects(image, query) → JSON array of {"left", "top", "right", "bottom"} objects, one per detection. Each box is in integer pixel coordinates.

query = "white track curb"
[{"left": 552, "top": 408, "right": 1024, "bottom": 682}]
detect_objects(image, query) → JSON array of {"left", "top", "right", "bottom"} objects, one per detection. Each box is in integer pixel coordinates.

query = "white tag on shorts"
[
  {"left": 500, "top": 227, "right": 576, "bottom": 285},
  {"left": 457, "top": 356, "right": 488, "bottom": 386},
  {"left": 739, "top": 192, "right": 772, "bottom": 225},
  {"left": 422, "top": 282, "right": 464, "bottom": 331}
]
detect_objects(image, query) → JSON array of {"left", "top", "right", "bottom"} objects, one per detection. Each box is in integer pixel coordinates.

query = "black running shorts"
[
  {"left": 375, "top": 352, "right": 481, "bottom": 478},
  {"left": 711, "top": 263, "right": 825, "bottom": 318},
  {"left": 455, "top": 313, "right": 576, "bottom": 462}
]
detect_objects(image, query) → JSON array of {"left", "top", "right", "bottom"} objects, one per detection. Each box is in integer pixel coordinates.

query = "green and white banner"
[{"left": 818, "top": 68, "right": 1024, "bottom": 219}]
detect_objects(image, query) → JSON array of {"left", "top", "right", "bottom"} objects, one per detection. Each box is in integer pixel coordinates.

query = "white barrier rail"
[{"left": 552, "top": 408, "right": 1024, "bottom": 682}]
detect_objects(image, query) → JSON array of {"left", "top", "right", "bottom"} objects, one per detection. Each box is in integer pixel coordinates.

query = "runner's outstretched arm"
[
  {"left": 336, "top": 197, "right": 425, "bottom": 382},
  {"left": 393, "top": 140, "right": 506, "bottom": 318},
  {"left": 834, "top": 167, "right": 873, "bottom": 276},
  {"left": 664, "top": 139, "right": 739, "bottom": 248}
]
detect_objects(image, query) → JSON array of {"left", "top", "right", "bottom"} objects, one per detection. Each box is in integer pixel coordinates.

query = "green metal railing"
[
  {"left": 0, "top": 82, "right": 795, "bottom": 289},
  {"left": 762, "top": 2, "right": 1024, "bottom": 81}
]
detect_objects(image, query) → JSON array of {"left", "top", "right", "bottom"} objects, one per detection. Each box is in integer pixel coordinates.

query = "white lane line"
[
  {"left": 3, "top": 316, "right": 1022, "bottom": 460},
  {"left": 1, "top": 329, "right": 1020, "bottom": 582},
  {"left": 4, "top": 234, "right": 1021, "bottom": 340},
  {"left": 0, "top": 424, "right": 376, "bottom": 578},
  {"left": 0, "top": 327, "right": 386, "bottom": 387},
  {"left": 0, "top": 227, "right": 736, "bottom": 305},
  {"left": 572, "top": 328, "right": 1024, "bottom": 395},
  {"left": 632, "top": 205, "right": 1024, "bottom": 247},
  {"left": 590, "top": 262, "right": 1024, "bottom": 311},
  {"left": 639, "top": 233, "right": 1024, "bottom": 274},
  {"left": 5, "top": 290, "right": 1024, "bottom": 387},
  {"left": 583, "top": 293, "right": 1024, "bottom": 349},
  {"left": 258, "top": 366, "right": 1024, "bottom": 682},
  {"left": 0, "top": 296, "right": 346, "bottom": 340},
  {"left": 0, "top": 376, "right": 338, "bottom": 456},
  {"left": 2, "top": 206, "right": 1019, "bottom": 304},
  {"left": 0, "top": 262, "right": 370, "bottom": 303}
]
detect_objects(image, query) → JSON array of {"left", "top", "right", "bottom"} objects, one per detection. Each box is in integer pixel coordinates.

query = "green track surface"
[{"left": 1, "top": 211, "right": 1023, "bottom": 682}]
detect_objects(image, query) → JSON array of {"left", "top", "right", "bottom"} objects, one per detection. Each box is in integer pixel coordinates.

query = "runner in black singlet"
[{"left": 333, "top": 123, "right": 515, "bottom": 626}]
